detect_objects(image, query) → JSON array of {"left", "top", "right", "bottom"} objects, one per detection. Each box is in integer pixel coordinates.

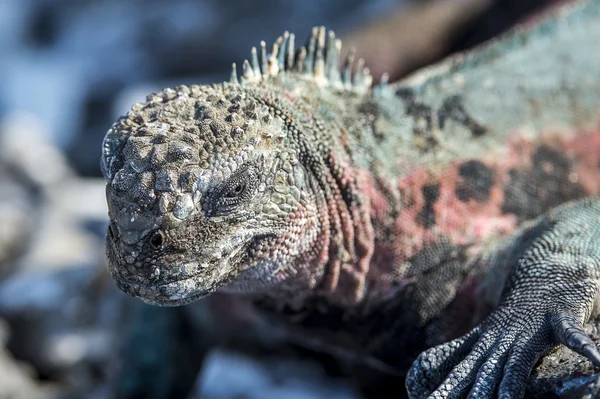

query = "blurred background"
[{"left": 0, "top": 0, "right": 562, "bottom": 398}]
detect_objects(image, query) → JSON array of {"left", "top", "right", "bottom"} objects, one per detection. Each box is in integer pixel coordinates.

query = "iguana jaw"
[
  {"left": 115, "top": 278, "right": 212, "bottom": 307},
  {"left": 106, "top": 233, "right": 251, "bottom": 306}
]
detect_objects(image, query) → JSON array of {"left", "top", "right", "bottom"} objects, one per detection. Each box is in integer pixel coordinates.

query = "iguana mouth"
[
  {"left": 114, "top": 277, "right": 213, "bottom": 306},
  {"left": 109, "top": 256, "right": 234, "bottom": 306},
  {"left": 106, "top": 234, "right": 252, "bottom": 306}
]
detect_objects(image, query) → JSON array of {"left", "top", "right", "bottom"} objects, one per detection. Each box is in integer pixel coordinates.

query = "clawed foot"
[{"left": 406, "top": 308, "right": 600, "bottom": 398}]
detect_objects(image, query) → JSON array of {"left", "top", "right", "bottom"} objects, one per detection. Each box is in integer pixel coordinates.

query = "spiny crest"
[{"left": 230, "top": 26, "right": 389, "bottom": 95}]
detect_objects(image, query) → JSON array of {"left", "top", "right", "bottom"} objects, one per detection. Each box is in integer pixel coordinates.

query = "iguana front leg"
[{"left": 406, "top": 198, "right": 600, "bottom": 399}]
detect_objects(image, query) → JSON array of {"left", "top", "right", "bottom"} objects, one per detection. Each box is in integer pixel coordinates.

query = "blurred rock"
[
  {"left": 341, "top": 0, "right": 492, "bottom": 82},
  {"left": 0, "top": 261, "right": 126, "bottom": 397},
  {"left": 0, "top": 112, "right": 73, "bottom": 188},
  {"left": 193, "top": 349, "right": 359, "bottom": 399},
  {"left": 0, "top": 113, "right": 46, "bottom": 277},
  {"left": 447, "top": 0, "right": 564, "bottom": 53},
  {"left": 0, "top": 317, "right": 56, "bottom": 399},
  {"left": 0, "top": 112, "right": 105, "bottom": 274},
  {"left": 0, "top": 169, "right": 36, "bottom": 277},
  {"left": 0, "top": 110, "right": 120, "bottom": 397}
]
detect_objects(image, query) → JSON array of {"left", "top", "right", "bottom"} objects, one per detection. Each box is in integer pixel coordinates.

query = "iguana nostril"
[{"left": 149, "top": 231, "right": 165, "bottom": 249}]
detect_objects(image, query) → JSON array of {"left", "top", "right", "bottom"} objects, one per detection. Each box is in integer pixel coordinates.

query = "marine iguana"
[{"left": 102, "top": 1, "right": 600, "bottom": 397}]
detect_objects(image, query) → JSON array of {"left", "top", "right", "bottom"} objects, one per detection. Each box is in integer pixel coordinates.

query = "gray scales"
[{"left": 102, "top": 0, "right": 600, "bottom": 398}]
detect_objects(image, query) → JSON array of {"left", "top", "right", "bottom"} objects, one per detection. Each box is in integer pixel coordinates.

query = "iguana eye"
[
  {"left": 207, "top": 165, "right": 258, "bottom": 216},
  {"left": 225, "top": 182, "right": 245, "bottom": 198}
]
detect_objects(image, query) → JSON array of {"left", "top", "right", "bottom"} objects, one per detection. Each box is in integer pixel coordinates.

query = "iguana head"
[
  {"left": 102, "top": 28, "right": 377, "bottom": 306},
  {"left": 102, "top": 83, "right": 317, "bottom": 306}
]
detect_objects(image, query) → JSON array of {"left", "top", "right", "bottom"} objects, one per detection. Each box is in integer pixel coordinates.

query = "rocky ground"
[{"left": 0, "top": 0, "right": 593, "bottom": 398}]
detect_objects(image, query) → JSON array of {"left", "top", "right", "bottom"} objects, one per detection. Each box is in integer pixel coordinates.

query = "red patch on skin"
[
  {"left": 391, "top": 160, "right": 517, "bottom": 263},
  {"left": 559, "top": 127, "right": 600, "bottom": 195},
  {"left": 356, "top": 169, "right": 391, "bottom": 222},
  {"left": 363, "top": 126, "right": 600, "bottom": 301},
  {"left": 396, "top": 128, "right": 600, "bottom": 252},
  {"left": 396, "top": 168, "right": 437, "bottom": 256},
  {"left": 503, "top": 127, "right": 600, "bottom": 199}
]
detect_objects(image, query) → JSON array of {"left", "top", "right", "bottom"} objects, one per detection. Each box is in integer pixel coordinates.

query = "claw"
[
  {"left": 409, "top": 311, "right": 600, "bottom": 399},
  {"left": 552, "top": 313, "right": 600, "bottom": 367}
]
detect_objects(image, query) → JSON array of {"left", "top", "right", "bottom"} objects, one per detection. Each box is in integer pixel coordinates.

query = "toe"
[
  {"left": 551, "top": 313, "right": 600, "bottom": 367},
  {"left": 467, "top": 337, "right": 511, "bottom": 398},
  {"left": 406, "top": 328, "right": 481, "bottom": 398},
  {"left": 497, "top": 327, "right": 549, "bottom": 399},
  {"left": 426, "top": 329, "right": 501, "bottom": 399}
]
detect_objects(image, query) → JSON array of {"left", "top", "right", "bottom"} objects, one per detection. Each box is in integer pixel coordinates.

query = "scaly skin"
[{"left": 103, "top": 1, "right": 600, "bottom": 397}]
